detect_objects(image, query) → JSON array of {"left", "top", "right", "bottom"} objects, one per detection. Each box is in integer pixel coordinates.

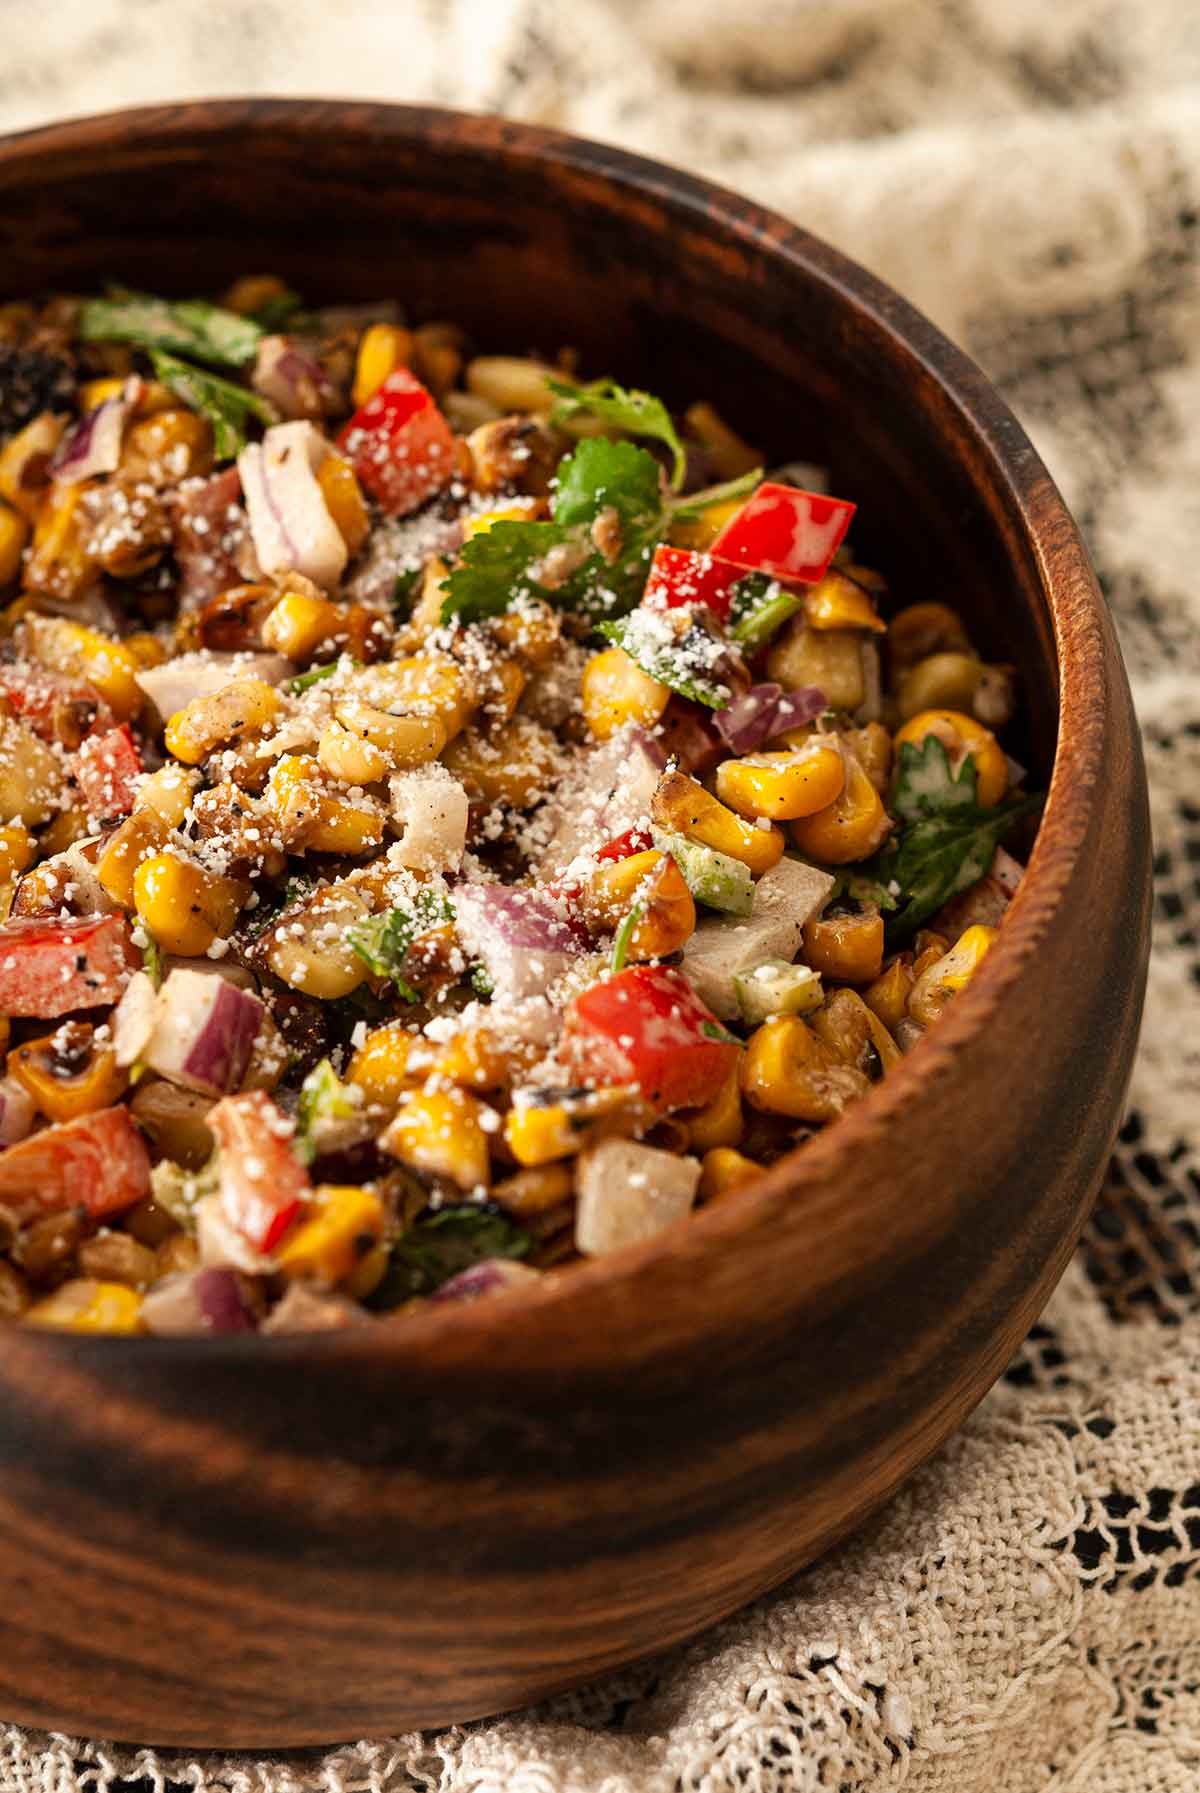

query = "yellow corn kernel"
[
  {"left": 25, "top": 1279, "right": 143, "bottom": 1335},
  {"left": 741, "top": 1015, "right": 870, "bottom": 1123},
  {"left": 315, "top": 454, "right": 370, "bottom": 556},
  {"left": 461, "top": 498, "right": 544, "bottom": 542},
  {"left": 887, "top": 601, "right": 970, "bottom": 670},
  {"left": 317, "top": 720, "right": 388, "bottom": 786},
  {"left": 844, "top": 721, "right": 892, "bottom": 793},
  {"left": 263, "top": 754, "right": 384, "bottom": 855},
  {"left": 8, "top": 1030, "right": 127, "bottom": 1122},
  {"left": 894, "top": 708, "right": 1008, "bottom": 808},
  {"left": 801, "top": 908, "right": 885, "bottom": 985},
  {"left": 804, "top": 569, "right": 886, "bottom": 634},
  {"left": 165, "top": 676, "right": 283, "bottom": 766},
  {"left": 442, "top": 715, "right": 557, "bottom": 809},
  {"left": 0, "top": 500, "right": 28, "bottom": 586},
  {"left": 264, "top": 883, "right": 371, "bottom": 999},
  {"left": 0, "top": 824, "right": 34, "bottom": 881},
  {"left": 434, "top": 1025, "right": 539, "bottom": 1093},
  {"left": 896, "top": 652, "right": 986, "bottom": 721},
  {"left": 343, "top": 1240, "right": 390, "bottom": 1301},
  {"left": 22, "top": 616, "right": 142, "bottom": 720},
  {"left": 908, "top": 925, "right": 997, "bottom": 1028},
  {"left": 375, "top": 655, "right": 475, "bottom": 740},
  {"left": 135, "top": 764, "right": 200, "bottom": 829},
  {"left": 491, "top": 598, "right": 561, "bottom": 667},
  {"left": 491, "top": 1161, "right": 575, "bottom": 1217},
  {"left": 79, "top": 376, "right": 127, "bottom": 412},
  {"left": 863, "top": 958, "right": 914, "bottom": 1033},
  {"left": 581, "top": 646, "right": 670, "bottom": 742},
  {"left": 97, "top": 807, "right": 172, "bottom": 909},
  {"left": 0, "top": 713, "right": 64, "bottom": 828},
  {"left": 650, "top": 769, "right": 785, "bottom": 876},
  {"left": 352, "top": 322, "right": 416, "bottom": 407},
  {"left": 347, "top": 1021, "right": 420, "bottom": 1109},
  {"left": 382, "top": 1088, "right": 492, "bottom": 1191},
  {"left": 809, "top": 988, "right": 901, "bottom": 1077},
  {"left": 504, "top": 1086, "right": 645, "bottom": 1168},
  {"left": 0, "top": 414, "right": 69, "bottom": 521},
  {"left": 332, "top": 698, "right": 446, "bottom": 769},
  {"left": 685, "top": 1062, "right": 743, "bottom": 1152},
  {"left": 34, "top": 808, "right": 89, "bottom": 860},
  {"left": 123, "top": 408, "right": 213, "bottom": 483},
  {"left": 766, "top": 622, "right": 866, "bottom": 712},
  {"left": 133, "top": 851, "right": 244, "bottom": 956},
  {"left": 790, "top": 752, "right": 890, "bottom": 865},
  {"left": 464, "top": 354, "right": 558, "bottom": 414},
  {"left": 683, "top": 401, "right": 761, "bottom": 479},
  {"left": 275, "top": 1184, "right": 386, "bottom": 1287},
  {"left": 698, "top": 1146, "right": 761, "bottom": 1202},
  {"left": 479, "top": 657, "right": 526, "bottom": 725},
  {"left": 715, "top": 744, "right": 845, "bottom": 823},
  {"left": 22, "top": 484, "right": 98, "bottom": 600},
  {"left": 124, "top": 631, "right": 167, "bottom": 670},
  {"left": 667, "top": 495, "right": 745, "bottom": 552},
  {"left": 583, "top": 849, "right": 696, "bottom": 960},
  {"left": 261, "top": 589, "right": 342, "bottom": 660}
]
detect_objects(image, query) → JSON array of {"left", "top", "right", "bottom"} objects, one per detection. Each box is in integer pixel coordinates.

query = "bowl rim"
[{"left": 0, "top": 98, "right": 1110, "bottom": 1360}]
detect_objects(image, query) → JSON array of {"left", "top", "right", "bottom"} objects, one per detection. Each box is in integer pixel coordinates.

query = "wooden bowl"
[{"left": 0, "top": 101, "right": 1149, "bottom": 1748}]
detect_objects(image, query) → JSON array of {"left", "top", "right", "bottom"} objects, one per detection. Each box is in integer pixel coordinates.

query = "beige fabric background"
[{"left": 2, "top": 0, "right": 1200, "bottom": 1786}]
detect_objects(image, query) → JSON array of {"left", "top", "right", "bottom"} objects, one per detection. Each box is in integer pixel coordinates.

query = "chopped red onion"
[
  {"left": 238, "top": 420, "right": 347, "bottom": 590},
  {"left": 145, "top": 969, "right": 264, "bottom": 1096},
  {"left": 453, "top": 884, "right": 591, "bottom": 1003},
  {"left": 430, "top": 1260, "right": 540, "bottom": 1303},
  {"left": 714, "top": 682, "right": 826, "bottom": 754},
  {"left": 0, "top": 1077, "right": 35, "bottom": 1148},
  {"left": 142, "top": 1267, "right": 258, "bottom": 1336},
  {"left": 252, "top": 336, "right": 338, "bottom": 420},
  {"left": 195, "top": 1267, "right": 258, "bottom": 1332},
  {"left": 51, "top": 378, "right": 140, "bottom": 484}
]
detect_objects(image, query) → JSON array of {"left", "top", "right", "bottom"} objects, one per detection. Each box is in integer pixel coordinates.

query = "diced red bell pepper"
[
  {"left": 642, "top": 544, "right": 742, "bottom": 621},
  {"left": 0, "top": 913, "right": 139, "bottom": 1018},
  {"left": 0, "top": 1105, "right": 151, "bottom": 1224},
  {"left": 595, "top": 825, "right": 655, "bottom": 863},
  {"left": 562, "top": 965, "right": 738, "bottom": 1111},
  {"left": 337, "top": 368, "right": 457, "bottom": 517},
  {"left": 207, "top": 1090, "right": 312, "bottom": 1254},
  {"left": 73, "top": 724, "right": 143, "bottom": 821},
  {"left": 0, "top": 666, "right": 112, "bottom": 745},
  {"left": 710, "top": 482, "right": 856, "bottom": 585}
]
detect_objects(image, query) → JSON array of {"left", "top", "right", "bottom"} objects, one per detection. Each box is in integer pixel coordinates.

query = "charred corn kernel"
[
  {"left": 844, "top": 721, "right": 892, "bottom": 793},
  {"left": 135, "top": 764, "right": 200, "bottom": 829},
  {"left": 767, "top": 622, "right": 866, "bottom": 712},
  {"left": 491, "top": 598, "right": 561, "bottom": 667},
  {"left": 262, "top": 589, "right": 342, "bottom": 659},
  {"left": 317, "top": 720, "right": 388, "bottom": 786},
  {"left": 352, "top": 322, "right": 416, "bottom": 407},
  {"left": 810, "top": 988, "right": 901, "bottom": 1078},
  {"left": 124, "top": 408, "right": 213, "bottom": 483},
  {"left": 97, "top": 807, "right": 172, "bottom": 908},
  {"left": 896, "top": 652, "right": 985, "bottom": 721},
  {"left": 412, "top": 330, "right": 462, "bottom": 399},
  {"left": 165, "top": 676, "right": 282, "bottom": 765},
  {"left": 333, "top": 698, "right": 446, "bottom": 769},
  {"left": 741, "top": 1015, "right": 870, "bottom": 1123},
  {"left": 264, "top": 883, "right": 371, "bottom": 999},
  {"left": 651, "top": 769, "right": 785, "bottom": 876},
  {"left": 802, "top": 908, "right": 885, "bottom": 985},
  {"left": 910, "top": 934, "right": 949, "bottom": 984},
  {"left": 264, "top": 754, "right": 385, "bottom": 855},
  {"left": 504, "top": 1086, "right": 646, "bottom": 1169},
  {"left": 715, "top": 745, "right": 845, "bottom": 822},
  {"left": 491, "top": 1161, "right": 575, "bottom": 1217},
  {"left": 25, "top": 1279, "right": 142, "bottom": 1334},
  {"left": 0, "top": 714, "right": 63, "bottom": 828},
  {"left": 77, "top": 1232, "right": 158, "bottom": 1287},
  {"left": 791, "top": 752, "right": 890, "bottom": 865},
  {"left": 894, "top": 708, "right": 1008, "bottom": 807},
  {"left": 461, "top": 498, "right": 544, "bottom": 542},
  {"left": 864, "top": 959, "right": 914, "bottom": 1033},
  {"left": 348, "top": 1023, "right": 419, "bottom": 1108},
  {"left": 683, "top": 401, "right": 761, "bottom": 478},
  {"left": 465, "top": 355, "right": 559, "bottom": 414},
  {"left": 686, "top": 1063, "right": 743, "bottom": 1152},
  {"left": 887, "top": 602, "right": 970, "bottom": 669},
  {"left": 699, "top": 1146, "right": 760, "bottom": 1201},
  {"left": 908, "top": 924, "right": 997, "bottom": 1028},
  {"left": 434, "top": 1025, "right": 539, "bottom": 1093},
  {"left": 134, "top": 851, "right": 244, "bottom": 955},
  {"left": 343, "top": 1240, "right": 390, "bottom": 1301},
  {"left": 581, "top": 646, "right": 671, "bottom": 741},
  {"left": 223, "top": 273, "right": 291, "bottom": 315},
  {"left": 668, "top": 495, "right": 744, "bottom": 552},
  {"left": 315, "top": 454, "right": 370, "bottom": 556},
  {"left": 124, "top": 630, "right": 167, "bottom": 670},
  {"left": 0, "top": 824, "right": 34, "bottom": 881},
  {"left": 21, "top": 616, "right": 141, "bottom": 719},
  {"left": 276, "top": 1184, "right": 386, "bottom": 1287},
  {"left": 804, "top": 570, "right": 886, "bottom": 634},
  {"left": 584, "top": 849, "right": 697, "bottom": 960},
  {"left": 376, "top": 654, "right": 475, "bottom": 740},
  {"left": 0, "top": 414, "right": 68, "bottom": 521},
  {"left": 33, "top": 808, "right": 90, "bottom": 861},
  {"left": 0, "top": 500, "right": 27, "bottom": 586},
  {"left": 8, "top": 1031, "right": 127, "bottom": 1122},
  {"left": 382, "top": 1087, "right": 491, "bottom": 1191},
  {"left": 443, "top": 715, "right": 557, "bottom": 809},
  {"left": 23, "top": 485, "right": 98, "bottom": 600}
]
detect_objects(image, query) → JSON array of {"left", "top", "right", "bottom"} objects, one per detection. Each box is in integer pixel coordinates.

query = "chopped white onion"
[
  {"left": 112, "top": 970, "right": 160, "bottom": 1068},
  {"left": 238, "top": 420, "right": 347, "bottom": 590},
  {"left": 575, "top": 1138, "right": 701, "bottom": 1255},
  {"left": 387, "top": 771, "right": 470, "bottom": 871},
  {"left": 681, "top": 856, "right": 836, "bottom": 1020},
  {"left": 135, "top": 650, "right": 291, "bottom": 721}
]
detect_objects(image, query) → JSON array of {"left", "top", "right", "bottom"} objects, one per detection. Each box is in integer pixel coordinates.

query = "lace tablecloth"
[{"left": 2, "top": 1, "right": 1199, "bottom": 1786}]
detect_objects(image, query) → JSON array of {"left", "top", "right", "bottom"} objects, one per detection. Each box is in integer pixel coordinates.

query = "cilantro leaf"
[
  {"left": 440, "top": 518, "right": 567, "bottom": 626},
  {"left": 866, "top": 737, "right": 1041, "bottom": 945},
  {"left": 148, "top": 348, "right": 277, "bottom": 459},
  {"left": 548, "top": 377, "right": 686, "bottom": 490},
  {"left": 598, "top": 610, "right": 734, "bottom": 708},
  {"left": 392, "top": 566, "right": 422, "bottom": 617},
  {"left": 368, "top": 1204, "right": 533, "bottom": 1305},
  {"left": 347, "top": 889, "right": 454, "bottom": 999},
  {"left": 79, "top": 289, "right": 264, "bottom": 367},
  {"left": 552, "top": 435, "right": 663, "bottom": 533}
]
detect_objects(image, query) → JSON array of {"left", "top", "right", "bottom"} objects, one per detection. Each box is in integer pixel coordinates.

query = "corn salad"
[{"left": 0, "top": 282, "right": 1038, "bottom": 1333}]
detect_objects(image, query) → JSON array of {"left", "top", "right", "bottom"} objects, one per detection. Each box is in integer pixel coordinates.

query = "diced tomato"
[
  {"left": 207, "top": 1090, "right": 312, "bottom": 1254},
  {"left": 642, "top": 544, "right": 742, "bottom": 621},
  {"left": 710, "top": 482, "right": 856, "bottom": 585},
  {"left": 338, "top": 368, "right": 457, "bottom": 517},
  {"left": 0, "top": 665, "right": 112, "bottom": 745},
  {"left": 0, "top": 1105, "right": 151, "bottom": 1224},
  {"left": 73, "top": 725, "right": 142, "bottom": 821},
  {"left": 562, "top": 965, "right": 738, "bottom": 1111},
  {"left": 0, "top": 913, "right": 138, "bottom": 1018},
  {"left": 595, "top": 825, "right": 655, "bottom": 863}
]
